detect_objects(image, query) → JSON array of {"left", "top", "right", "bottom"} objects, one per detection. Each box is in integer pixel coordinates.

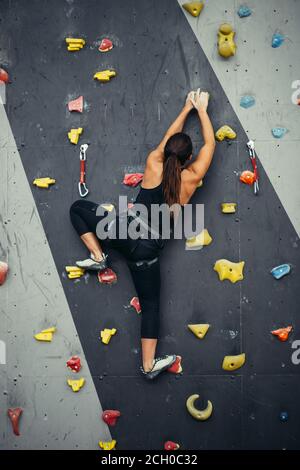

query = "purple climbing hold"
[
  {"left": 272, "top": 33, "right": 284, "bottom": 48},
  {"left": 270, "top": 264, "right": 291, "bottom": 280},
  {"left": 238, "top": 6, "right": 252, "bottom": 18},
  {"left": 240, "top": 95, "right": 255, "bottom": 108}
]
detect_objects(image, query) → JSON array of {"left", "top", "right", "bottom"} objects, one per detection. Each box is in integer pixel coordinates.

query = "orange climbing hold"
[
  {"left": 130, "top": 296, "right": 141, "bottom": 314},
  {"left": 271, "top": 326, "right": 293, "bottom": 342},
  {"left": 98, "top": 268, "right": 117, "bottom": 285},
  {"left": 0, "top": 261, "right": 8, "bottom": 286},
  {"left": 167, "top": 355, "right": 183, "bottom": 374},
  {"left": 240, "top": 170, "right": 255, "bottom": 185},
  {"left": 0, "top": 67, "right": 9, "bottom": 84},
  {"left": 123, "top": 173, "right": 144, "bottom": 187},
  {"left": 7, "top": 408, "right": 23, "bottom": 436},
  {"left": 68, "top": 96, "right": 83, "bottom": 113}
]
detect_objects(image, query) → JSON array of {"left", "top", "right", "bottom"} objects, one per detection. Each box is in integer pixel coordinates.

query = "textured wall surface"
[{"left": 0, "top": 0, "right": 299, "bottom": 450}]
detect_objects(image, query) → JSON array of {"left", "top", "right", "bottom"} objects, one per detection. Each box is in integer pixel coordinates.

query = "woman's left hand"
[{"left": 185, "top": 90, "right": 196, "bottom": 110}]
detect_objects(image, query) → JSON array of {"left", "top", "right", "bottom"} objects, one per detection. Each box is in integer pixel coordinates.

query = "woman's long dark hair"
[{"left": 162, "top": 132, "right": 193, "bottom": 206}]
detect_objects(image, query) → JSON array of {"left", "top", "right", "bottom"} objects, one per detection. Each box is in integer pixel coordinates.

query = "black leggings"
[{"left": 70, "top": 200, "right": 161, "bottom": 339}]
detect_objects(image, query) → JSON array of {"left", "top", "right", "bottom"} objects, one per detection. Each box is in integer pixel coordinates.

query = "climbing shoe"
[
  {"left": 140, "top": 355, "right": 177, "bottom": 380},
  {"left": 76, "top": 253, "right": 108, "bottom": 271}
]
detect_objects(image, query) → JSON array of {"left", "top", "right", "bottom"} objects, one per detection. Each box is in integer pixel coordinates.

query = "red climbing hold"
[
  {"left": 130, "top": 296, "right": 141, "bottom": 314},
  {"left": 7, "top": 408, "right": 23, "bottom": 436},
  {"left": 123, "top": 173, "right": 144, "bottom": 187},
  {"left": 0, "top": 261, "right": 8, "bottom": 286},
  {"left": 68, "top": 96, "right": 83, "bottom": 113},
  {"left": 271, "top": 326, "right": 293, "bottom": 342},
  {"left": 102, "top": 409, "right": 121, "bottom": 426},
  {"left": 240, "top": 170, "right": 255, "bottom": 185},
  {"left": 0, "top": 67, "right": 9, "bottom": 84},
  {"left": 167, "top": 355, "right": 182, "bottom": 374},
  {"left": 164, "top": 441, "right": 180, "bottom": 451},
  {"left": 67, "top": 355, "right": 82, "bottom": 372},
  {"left": 98, "top": 268, "right": 118, "bottom": 285},
  {"left": 99, "top": 38, "right": 113, "bottom": 52}
]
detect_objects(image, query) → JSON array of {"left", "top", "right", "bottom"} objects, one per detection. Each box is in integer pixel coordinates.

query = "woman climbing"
[{"left": 69, "top": 89, "right": 215, "bottom": 379}]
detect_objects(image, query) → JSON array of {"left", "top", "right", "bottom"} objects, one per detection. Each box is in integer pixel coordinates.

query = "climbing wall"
[{"left": 0, "top": 0, "right": 299, "bottom": 450}]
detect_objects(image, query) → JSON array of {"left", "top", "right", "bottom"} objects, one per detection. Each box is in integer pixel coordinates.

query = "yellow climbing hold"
[
  {"left": 182, "top": 1, "right": 204, "bottom": 17},
  {"left": 67, "top": 378, "right": 85, "bottom": 392},
  {"left": 100, "top": 204, "right": 115, "bottom": 212},
  {"left": 188, "top": 324, "right": 210, "bottom": 339},
  {"left": 34, "top": 327, "right": 56, "bottom": 342},
  {"left": 214, "top": 259, "right": 244, "bottom": 283},
  {"left": 186, "top": 229, "right": 212, "bottom": 249},
  {"left": 215, "top": 125, "right": 236, "bottom": 141},
  {"left": 68, "top": 127, "right": 83, "bottom": 145},
  {"left": 65, "top": 266, "right": 85, "bottom": 279},
  {"left": 218, "top": 23, "right": 236, "bottom": 58},
  {"left": 101, "top": 328, "right": 117, "bottom": 345},
  {"left": 222, "top": 353, "right": 246, "bottom": 371},
  {"left": 186, "top": 394, "right": 213, "bottom": 421},
  {"left": 221, "top": 203, "right": 237, "bottom": 214},
  {"left": 197, "top": 179, "right": 203, "bottom": 188},
  {"left": 94, "top": 70, "right": 116, "bottom": 82},
  {"left": 99, "top": 440, "right": 117, "bottom": 450},
  {"left": 66, "top": 38, "right": 85, "bottom": 51},
  {"left": 33, "top": 177, "right": 56, "bottom": 188}
]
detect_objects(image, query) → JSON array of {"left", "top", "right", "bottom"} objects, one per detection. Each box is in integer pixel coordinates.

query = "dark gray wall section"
[{"left": 1, "top": 0, "right": 300, "bottom": 449}]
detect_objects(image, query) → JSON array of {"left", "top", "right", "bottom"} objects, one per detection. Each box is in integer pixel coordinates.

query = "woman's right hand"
[{"left": 191, "top": 88, "right": 210, "bottom": 112}]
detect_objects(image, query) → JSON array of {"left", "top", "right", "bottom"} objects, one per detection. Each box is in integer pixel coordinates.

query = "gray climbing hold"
[
  {"left": 238, "top": 6, "right": 252, "bottom": 18},
  {"left": 279, "top": 411, "right": 289, "bottom": 422},
  {"left": 271, "top": 127, "right": 287, "bottom": 138},
  {"left": 272, "top": 33, "right": 284, "bottom": 48},
  {"left": 240, "top": 95, "right": 255, "bottom": 108}
]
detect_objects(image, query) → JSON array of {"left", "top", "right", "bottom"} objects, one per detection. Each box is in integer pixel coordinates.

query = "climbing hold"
[
  {"left": 100, "top": 203, "right": 115, "bottom": 212},
  {"left": 272, "top": 32, "right": 285, "bottom": 48},
  {"left": 218, "top": 24, "right": 236, "bottom": 58},
  {"left": 222, "top": 353, "right": 246, "bottom": 371},
  {"left": 94, "top": 70, "right": 116, "bottom": 82},
  {"left": 8, "top": 408, "right": 23, "bottom": 436},
  {"left": 123, "top": 173, "right": 144, "bottom": 187},
  {"left": 240, "top": 170, "right": 255, "bottom": 185},
  {"left": 186, "top": 395, "right": 213, "bottom": 421},
  {"left": 186, "top": 229, "right": 212, "bottom": 249},
  {"left": 215, "top": 125, "right": 236, "bottom": 141},
  {"left": 164, "top": 441, "right": 180, "bottom": 451},
  {"left": 65, "top": 38, "right": 86, "bottom": 51},
  {"left": 197, "top": 179, "right": 203, "bottom": 188},
  {"left": 182, "top": 1, "right": 204, "bottom": 17},
  {"left": 0, "top": 67, "right": 10, "bottom": 84},
  {"left": 102, "top": 410, "right": 121, "bottom": 427},
  {"left": 130, "top": 296, "right": 141, "bottom": 314},
  {"left": 99, "top": 38, "right": 113, "bottom": 52},
  {"left": 67, "top": 355, "right": 82, "bottom": 373},
  {"left": 214, "top": 259, "right": 245, "bottom": 283},
  {"left": 100, "top": 328, "right": 117, "bottom": 345},
  {"left": 271, "top": 127, "right": 287, "bottom": 139},
  {"left": 67, "top": 378, "right": 85, "bottom": 392},
  {"left": 271, "top": 326, "right": 293, "bottom": 342},
  {"left": 240, "top": 95, "right": 255, "bottom": 109},
  {"left": 237, "top": 5, "right": 252, "bottom": 18},
  {"left": 99, "top": 440, "right": 117, "bottom": 450},
  {"left": 68, "top": 127, "right": 83, "bottom": 145},
  {"left": 98, "top": 268, "right": 118, "bottom": 285},
  {"left": 68, "top": 96, "right": 83, "bottom": 113},
  {"left": 279, "top": 411, "right": 289, "bottom": 422},
  {"left": 221, "top": 203, "right": 237, "bottom": 214},
  {"left": 270, "top": 263, "right": 291, "bottom": 280},
  {"left": 188, "top": 324, "right": 210, "bottom": 339},
  {"left": 34, "top": 327, "right": 56, "bottom": 342},
  {"left": 65, "top": 266, "right": 85, "bottom": 279},
  {"left": 0, "top": 261, "right": 8, "bottom": 286},
  {"left": 33, "top": 177, "right": 56, "bottom": 189},
  {"left": 167, "top": 355, "right": 183, "bottom": 374}
]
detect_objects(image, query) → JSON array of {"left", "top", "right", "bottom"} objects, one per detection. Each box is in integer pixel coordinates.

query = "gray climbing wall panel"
[{"left": 0, "top": 0, "right": 299, "bottom": 450}]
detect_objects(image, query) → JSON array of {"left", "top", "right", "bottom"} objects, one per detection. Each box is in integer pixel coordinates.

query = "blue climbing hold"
[
  {"left": 240, "top": 95, "right": 255, "bottom": 108},
  {"left": 238, "top": 6, "right": 252, "bottom": 18},
  {"left": 270, "top": 264, "right": 291, "bottom": 280},
  {"left": 271, "top": 127, "right": 287, "bottom": 139},
  {"left": 279, "top": 411, "right": 289, "bottom": 422},
  {"left": 272, "top": 33, "right": 285, "bottom": 48}
]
